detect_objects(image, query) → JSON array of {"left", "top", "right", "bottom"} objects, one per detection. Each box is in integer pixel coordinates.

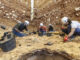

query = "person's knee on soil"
[
  {"left": 38, "top": 23, "right": 47, "bottom": 36},
  {"left": 48, "top": 24, "right": 54, "bottom": 32},
  {"left": 61, "top": 17, "right": 80, "bottom": 42},
  {"left": 12, "top": 20, "right": 29, "bottom": 37}
]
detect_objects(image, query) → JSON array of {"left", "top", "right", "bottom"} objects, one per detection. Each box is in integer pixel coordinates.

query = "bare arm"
[
  {"left": 68, "top": 28, "right": 75, "bottom": 38},
  {"left": 25, "top": 26, "right": 28, "bottom": 31}
]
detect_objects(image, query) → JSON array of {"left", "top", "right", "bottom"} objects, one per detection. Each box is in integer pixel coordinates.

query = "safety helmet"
[
  {"left": 40, "top": 23, "right": 43, "bottom": 26},
  {"left": 61, "top": 17, "right": 68, "bottom": 24},
  {"left": 24, "top": 21, "right": 29, "bottom": 25}
]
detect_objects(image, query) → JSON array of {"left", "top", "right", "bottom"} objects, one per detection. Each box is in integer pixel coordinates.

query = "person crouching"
[
  {"left": 48, "top": 24, "right": 54, "bottom": 32},
  {"left": 12, "top": 20, "right": 29, "bottom": 37},
  {"left": 39, "top": 23, "right": 47, "bottom": 35},
  {"left": 61, "top": 17, "right": 80, "bottom": 42}
]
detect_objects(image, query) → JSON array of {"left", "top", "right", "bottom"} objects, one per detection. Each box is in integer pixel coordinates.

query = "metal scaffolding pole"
[{"left": 31, "top": 0, "right": 34, "bottom": 21}]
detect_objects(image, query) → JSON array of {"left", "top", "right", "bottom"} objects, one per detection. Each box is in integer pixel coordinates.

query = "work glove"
[{"left": 64, "top": 36, "right": 69, "bottom": 42}]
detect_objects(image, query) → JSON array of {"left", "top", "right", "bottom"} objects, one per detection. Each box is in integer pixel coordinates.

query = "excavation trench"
[{"left": 19, "top": 49, "right": 73, "bottom": 60}]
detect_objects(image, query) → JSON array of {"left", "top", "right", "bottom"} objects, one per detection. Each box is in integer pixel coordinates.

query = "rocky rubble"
[
  {"left": 0, "top": 0, "right": 80, "bottom": 60},
  {"left": 0, "top": 0, "right": 80, "bottom": 30}
]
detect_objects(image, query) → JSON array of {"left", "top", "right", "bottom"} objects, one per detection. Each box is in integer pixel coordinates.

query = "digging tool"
[
  {"left": 0, "top": 25, "right": 6, "bottom": 30},
  {"left": 48, "top": 31, "right": 65, "bottom": 35},
  {"left": 0, "top": 32, "right": 12, "bottom": 41},
  {"left": 51, "top": 31, "right": 60, "bottom": 34}
]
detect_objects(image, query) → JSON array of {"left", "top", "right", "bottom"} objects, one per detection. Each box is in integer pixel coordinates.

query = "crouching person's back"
[
  {"left": 12, "top": 20, "right": 29, "bottom": 37},
  {"left": 48, "top": 24, "right": 54, "bottom": 32},
  {"left": 38, "top": 23, "right": 47, "bottom": 36}
]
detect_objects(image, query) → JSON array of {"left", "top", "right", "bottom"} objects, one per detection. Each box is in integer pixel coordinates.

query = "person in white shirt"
[{"left": 61, "top": 17, "right": 80, "bottom": 42}]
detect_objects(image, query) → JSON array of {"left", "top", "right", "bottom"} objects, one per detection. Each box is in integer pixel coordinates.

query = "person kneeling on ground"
[
  {"left": 12, "top": 20, "right": 29, "bottom": 37},
  {"left": 38, "top": 23, "right": 47, "bottom": 35},
  {"left": 61, "top": 17, "right": 80, "bottom": 42},
  {"left": 48, "top": 24, "right": 54, "bottom": 32}
]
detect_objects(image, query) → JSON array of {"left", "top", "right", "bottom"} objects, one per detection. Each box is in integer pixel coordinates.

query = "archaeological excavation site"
[{"left": 0, "top": 0, "right": 80, "bottom": 60}]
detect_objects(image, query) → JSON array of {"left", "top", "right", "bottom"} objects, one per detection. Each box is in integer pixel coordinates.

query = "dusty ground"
[
  {"left": 0, "top": 0, "right": 80, "bottom": 60},
  {"left": 0, "top": 27, "right": 80, "bottom": 60}
]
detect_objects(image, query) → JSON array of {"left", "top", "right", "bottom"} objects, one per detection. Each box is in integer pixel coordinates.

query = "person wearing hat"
[
  {"left": 38, "top": 23, "right": 47, "bottom": 35},
  {"left": 12, "top": 20, "right": 29, "bottom": 37},
  {"left": 61, "top": 17, "right": 80, "bottom": 42}
]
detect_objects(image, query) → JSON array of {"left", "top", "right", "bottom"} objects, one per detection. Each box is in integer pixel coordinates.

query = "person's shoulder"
[
  {"left": 71, "top": 21, "right": 78, "bottom": 28},
  {"left": 16, "top": 23, "right": 23, "bottom": 26},
  {"left": 72, "top": 21, "right": 79, "bottom": 24},
  {"left": 72, "top": 20, "right": 79, "bottom": 23}
]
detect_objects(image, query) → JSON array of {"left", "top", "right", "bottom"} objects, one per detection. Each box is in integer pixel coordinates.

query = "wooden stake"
[{"left": 31, "top": 0, "right": 34, "bottom": 21}]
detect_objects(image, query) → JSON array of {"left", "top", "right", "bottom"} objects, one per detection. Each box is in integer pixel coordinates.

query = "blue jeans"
[
  {"left": 75, "top": 28, "right": 80, "bottom": 35},
  {"left": 62, "top": 25, "right": 80, "bottom": 37},
  {"left": 12, "top": 30, "right": 27, "bottom": 37},
  {"left": 40, "top": 31, "right": 46, "bottom": 35}
]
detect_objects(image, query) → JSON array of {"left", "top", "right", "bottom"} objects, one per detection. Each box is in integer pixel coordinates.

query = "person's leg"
[
  {"left": 68, "top": 28, "right": 80, "bottom": 40},
  {"left": 75, "top": 28, "right": 80, "bottom": 35},
  {"left": 38, "top": 30, "right": 43, "bottom": 36},
  {"left": 68, "top": 28, "right": 79, "bottom": 40},
  {"left": 12, "top": 30, "right": 26, "bottom": 37},
  {"left": 43, "top": 31, "right": 46, "bottom": 35},
  {"left": 40, "top": 31, "right": 46, "bottom": 35},
  {"left": 41, "top": 31, "right": 44, "bottom": 35}
]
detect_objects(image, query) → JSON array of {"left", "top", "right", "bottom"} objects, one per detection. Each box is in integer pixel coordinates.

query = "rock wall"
[{"left": 0, "top": 0, "right": 80, "bottom": 30}]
